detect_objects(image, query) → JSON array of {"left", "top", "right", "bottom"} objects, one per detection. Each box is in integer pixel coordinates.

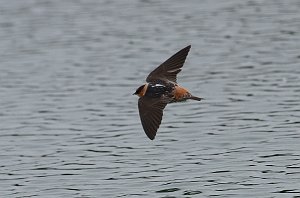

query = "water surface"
[{"left": 0, "top": 0, "right": 300, "bottom": 197}]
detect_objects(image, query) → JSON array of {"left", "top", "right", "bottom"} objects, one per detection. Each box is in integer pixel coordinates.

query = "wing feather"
[
  {"left": 146, "top": 45, "right": 191, "bottom": 83},
  {"left": 138, "top": 97, "right": 168, "bottom": 140}
]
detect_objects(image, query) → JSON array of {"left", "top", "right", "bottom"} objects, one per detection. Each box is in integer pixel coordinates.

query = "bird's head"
[{"left": 133, "top": 84, "right": 146, "bottom": 97}]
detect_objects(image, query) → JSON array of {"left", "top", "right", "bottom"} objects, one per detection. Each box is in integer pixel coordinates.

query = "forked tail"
[{"left": 189, "top": 96, "right": 202, "bottom": 101}]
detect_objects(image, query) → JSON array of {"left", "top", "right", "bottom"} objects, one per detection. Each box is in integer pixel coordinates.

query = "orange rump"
[{"left": 174, "top": 85, "right": 191, "bottom": 100}]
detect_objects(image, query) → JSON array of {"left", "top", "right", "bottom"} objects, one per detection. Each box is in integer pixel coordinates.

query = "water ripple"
[{"left": 1, "top": 0, "right": 300, "bottom": 197}]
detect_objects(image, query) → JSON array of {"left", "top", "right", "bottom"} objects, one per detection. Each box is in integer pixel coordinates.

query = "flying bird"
[{"left": 134, "top": 45, "right": 202, "bottom": 140}]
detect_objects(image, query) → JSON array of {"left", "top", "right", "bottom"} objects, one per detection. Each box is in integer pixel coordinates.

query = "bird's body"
[
  {"left": 134, "top": 45, "right": 202, "bottom": 140},
  {"left": 137, "top": 82, "right": 200, "bottom": 103}
]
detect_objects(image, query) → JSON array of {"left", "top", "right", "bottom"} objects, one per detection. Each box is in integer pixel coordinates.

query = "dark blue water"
[{"left": 1, "top": 0, "right": 300, "bottom": 197}]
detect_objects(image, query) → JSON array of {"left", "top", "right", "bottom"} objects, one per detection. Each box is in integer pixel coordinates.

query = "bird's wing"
[
  {"left": 146, "top": 45, "right": 191, "bottom": 83},
  {"left": 138, "top": 97, "right": 168, "bottom": 140}
]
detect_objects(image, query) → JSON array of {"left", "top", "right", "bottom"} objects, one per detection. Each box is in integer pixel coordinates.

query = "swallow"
[{"left": 133, "top": 45, "right": 202, "bottom": 140}]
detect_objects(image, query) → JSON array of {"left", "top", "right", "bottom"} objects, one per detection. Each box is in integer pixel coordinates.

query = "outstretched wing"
[
  {"left": 146, "top": 45, "right": 191, "bottom": 83},
  {"left": 138, "top": 97, "right": 168, "bottom": 140}
]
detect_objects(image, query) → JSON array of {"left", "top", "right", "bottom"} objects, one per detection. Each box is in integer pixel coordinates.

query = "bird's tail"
[{"left": 189, "top": 96, "right": 202, "bottom": 101}]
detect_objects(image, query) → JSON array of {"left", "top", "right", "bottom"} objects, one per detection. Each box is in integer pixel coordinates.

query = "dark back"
[{"left": 145, "top": 83, "right": 173, "bottom": 98}]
